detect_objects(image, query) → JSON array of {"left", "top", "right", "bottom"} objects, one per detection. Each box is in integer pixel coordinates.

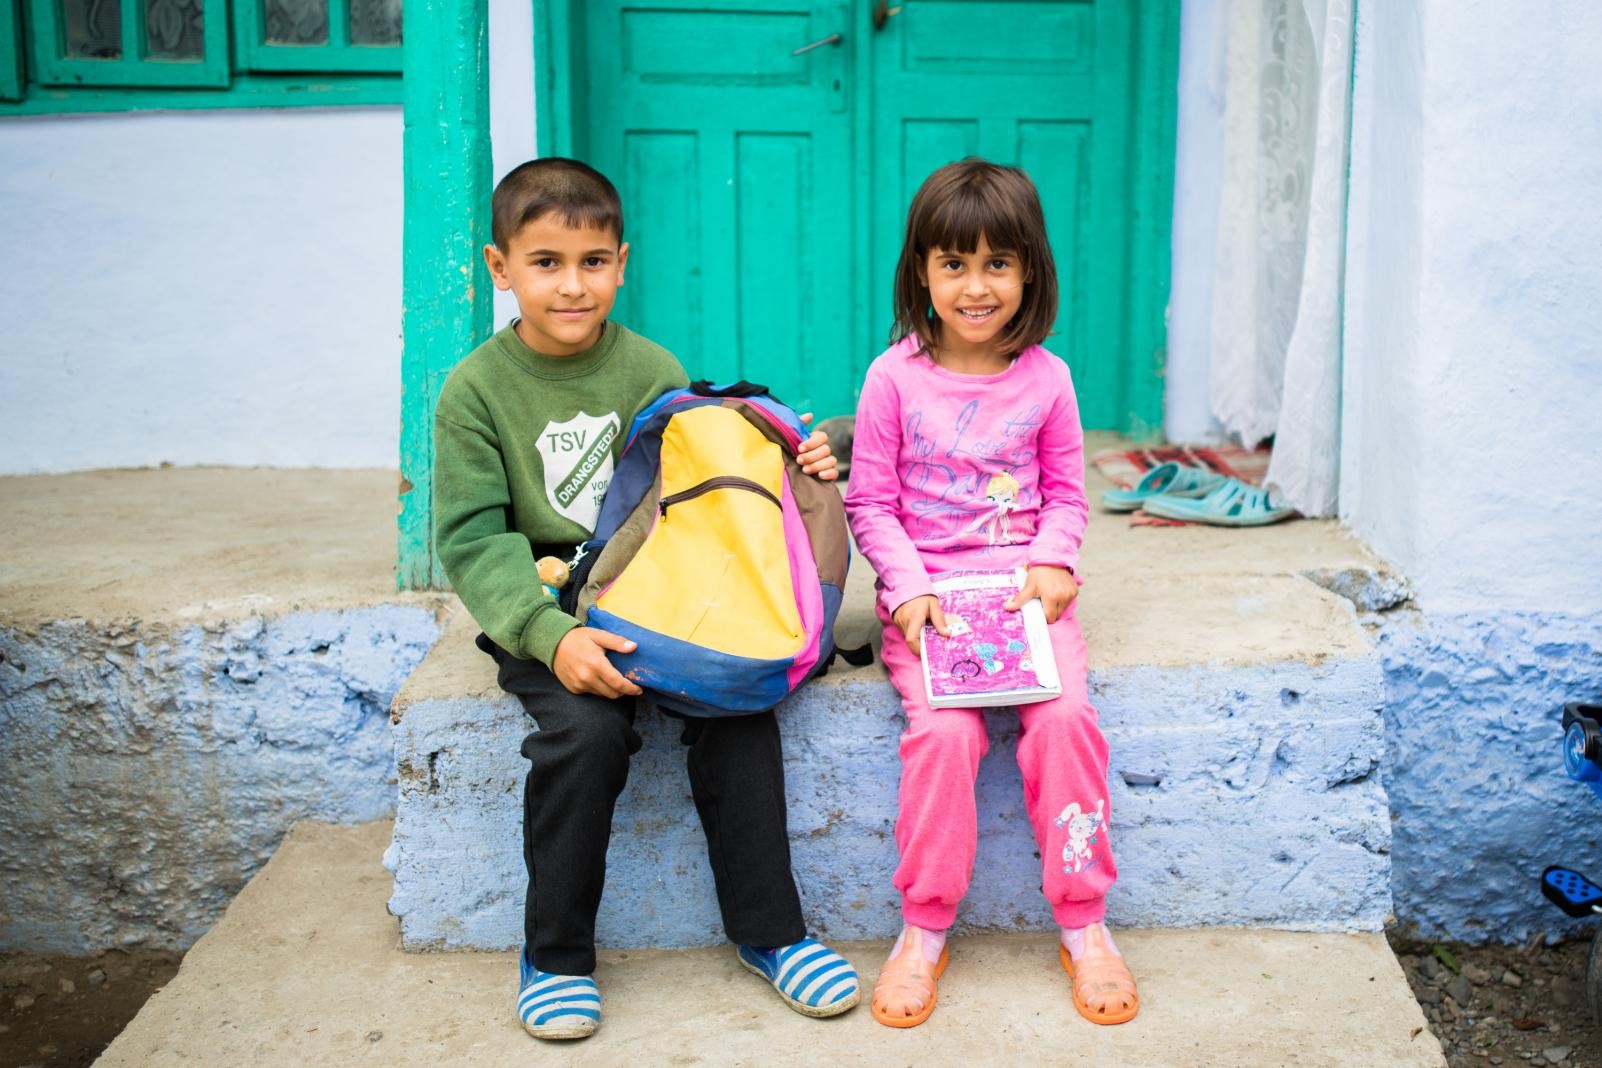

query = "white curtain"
[{"left": 1207, "top": 0, "right": 1354, "bottom": 517}]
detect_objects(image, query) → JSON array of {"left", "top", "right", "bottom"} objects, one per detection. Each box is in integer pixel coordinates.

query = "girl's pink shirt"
[{"left": 845, "top": 336, "right": 1090, "bottom": 614}]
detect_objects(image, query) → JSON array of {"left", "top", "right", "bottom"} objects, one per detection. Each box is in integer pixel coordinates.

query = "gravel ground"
[
  {"left": 1393, "top": 932, "right": 1602, "bottom": 1067},
  {"left": 0, "top": 949, "right": 183, "bottom": 1068}
]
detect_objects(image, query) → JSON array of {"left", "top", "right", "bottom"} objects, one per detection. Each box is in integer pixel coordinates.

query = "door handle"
[
  {"left": 799, "top": 3, "right": 848, "bottom": 114},
  {"left": 791, "top": 32, "right": 843, "bottom": 55}
]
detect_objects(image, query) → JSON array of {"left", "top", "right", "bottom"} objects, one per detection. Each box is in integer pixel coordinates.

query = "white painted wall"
[
  {"left": 0, "top": 108, "right": 403, "bottom": 473},
  {"left": 490, "top": 0, "right": 537, "bottom": 330},
  {"left": 1341, "top": 0, "right": 1602, "bottom": 614},
  {"left": 1164, "top": 0, "right": 1226, "bottom": 444},
  {"left": 0, "top": 7, "right": 535, "bottom": 477}
]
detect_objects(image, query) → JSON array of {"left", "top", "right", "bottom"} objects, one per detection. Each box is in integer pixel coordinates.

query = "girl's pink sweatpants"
[{"left": 877, "top": 596, "right": 1116, "bottom": 931}]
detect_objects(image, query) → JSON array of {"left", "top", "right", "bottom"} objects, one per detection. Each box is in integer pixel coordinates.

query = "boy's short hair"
[
  {"left": 491, "top": 158, "right": 624, "bottom": 250},
  {"left": 891, "top": 157, "right": 1059, "bottom": 358}
]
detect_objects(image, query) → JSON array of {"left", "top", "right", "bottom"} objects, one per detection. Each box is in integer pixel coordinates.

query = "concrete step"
[
  {"left": 388, "top": 462, "right": 1397, "bottom": 951},
  {"left": 100, "top": 821, "right": 1445, "bottom": 1068},
  {"left": 0, "top": 466, "right": 450, "bottom": 954}
]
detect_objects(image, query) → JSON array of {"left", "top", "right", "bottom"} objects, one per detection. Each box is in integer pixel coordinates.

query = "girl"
[{"left": 845, "top": 159, "right": 1138, "bottom": 1028}]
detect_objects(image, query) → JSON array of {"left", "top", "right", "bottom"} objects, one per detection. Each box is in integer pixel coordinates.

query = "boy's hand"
[
  {"left": 1006, "top": 566, "right": 1079, "bottom": 624},
  {"left": 796, "top": 413, "right": 840, "bottom": 481},
  {"left": 552, "top": 628, "right": 644, "bottom": 698},
  {"left": 892, "top": 594, "right": 950, "bottom": 656}
]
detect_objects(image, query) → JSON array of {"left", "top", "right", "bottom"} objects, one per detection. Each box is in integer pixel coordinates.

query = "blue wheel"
[{"left": 1566, "top": 723, "right": 1602, "bottom": 782}]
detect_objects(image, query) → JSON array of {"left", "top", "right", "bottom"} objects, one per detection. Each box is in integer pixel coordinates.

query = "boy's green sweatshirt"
[{"left": 433, "top": 321, "right": 688, "bottom": 665}]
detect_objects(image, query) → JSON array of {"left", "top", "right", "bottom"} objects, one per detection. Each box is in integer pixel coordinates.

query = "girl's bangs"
[{"left": 921, "top": 185, "right": 1030, "bottom": 257}]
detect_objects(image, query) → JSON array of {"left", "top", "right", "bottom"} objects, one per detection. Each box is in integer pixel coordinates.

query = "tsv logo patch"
[{"left": 538, "top": 411, "right": 621, "bottom": 529}]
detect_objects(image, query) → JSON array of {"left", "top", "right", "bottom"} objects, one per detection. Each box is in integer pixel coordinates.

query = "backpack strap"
[
  {"left": 812, "top": 642, "right": 875, "bottom": 679},
  {"left": 623, "top": 385, "right": 809, "bottom": 458},
  {"left": 835, "top": 643, "right": 875, "bottom": 667},
  {"left": 688, "top": 379, "right": 776, "bottom": 400},
  {"left": 679, "top": 383, "right": 809, "bottom": 451}
]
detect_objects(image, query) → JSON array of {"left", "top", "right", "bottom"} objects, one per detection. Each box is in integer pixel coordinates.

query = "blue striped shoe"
[
  {"left": 737, "top": 937, "right": 860, "bottom": 1018},
  {"left": 517, "top": 949, "right": 600, "bottom": 1040}
]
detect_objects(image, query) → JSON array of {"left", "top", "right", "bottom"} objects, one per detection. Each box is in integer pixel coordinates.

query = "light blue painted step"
[{"left": 387, "top": 551, "right": 1393, "bottom": 950}]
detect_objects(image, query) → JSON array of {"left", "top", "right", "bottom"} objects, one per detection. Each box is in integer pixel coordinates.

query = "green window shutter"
[
  {"left": 1, "top": 0, "right": 23, "bottom": 99},
  {"left": 233, "top": 0, "right": 400, "bottom": 73},
  {"left": 27, "top": 0, "right": 229, "bottom": 86}
]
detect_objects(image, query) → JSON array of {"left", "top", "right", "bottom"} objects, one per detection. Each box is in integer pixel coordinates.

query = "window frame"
[
  {"left": 26, "top": 0, "right": 231, "bottom": 87},
  {"left": 1, "top": 72, "right": 400, "bottom": 112},
  {"left": 0, "top": 0, "right": 402, "bottom": 112},
  {"left": 1, "top": 0, "right": 23, "bottom": 100},
  {"left": 232, "top": 0, "right": 401, "bottom": 74}
]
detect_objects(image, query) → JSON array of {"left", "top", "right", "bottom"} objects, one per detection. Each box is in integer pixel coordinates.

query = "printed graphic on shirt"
[
  {"left": 968, "top": 470, "right": 1022, "bottom": 546},
  {"left": 1054, "top": 798, "right": 1106, "bottom": 875},
  {"left": 902, "top": 399, "right": 1045, "bottom": 548},
  {"left": 538, "top": 411, "right": 621, "bottom": 529}
]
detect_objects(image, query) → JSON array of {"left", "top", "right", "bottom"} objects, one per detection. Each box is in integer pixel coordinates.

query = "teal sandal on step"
[
  {"left": 1100, "top": 462, "right": 1225, "bottom": 513},
  {"left": 1141, "top": 477, "right": 1297, "bottom": 526}
]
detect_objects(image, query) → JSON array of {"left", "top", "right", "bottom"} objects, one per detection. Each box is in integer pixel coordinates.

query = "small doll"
[{"left": 536, "top": 556, "right": 570, "bottom": 600}]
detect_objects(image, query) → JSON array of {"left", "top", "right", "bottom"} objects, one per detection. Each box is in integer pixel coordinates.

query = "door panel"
[
  {"left": 1018, "top": 119, "right": 1091, "bottom": 373},
  {"left": 582, "top": 0, "right": 855, "bottom": 417},
  {"left": 620, "top": 8, "right": 812, "bottom": 84},
  {"left": 900, "top": 2, "right": 1094, "bottom": 74},
  {"left": 622, "top": 131, "right": 705, "bottom": 361}
]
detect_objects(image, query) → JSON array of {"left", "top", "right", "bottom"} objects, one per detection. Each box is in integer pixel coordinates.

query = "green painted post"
[{"left": 397, "top": 0, "right": 492, "bottom": 589}]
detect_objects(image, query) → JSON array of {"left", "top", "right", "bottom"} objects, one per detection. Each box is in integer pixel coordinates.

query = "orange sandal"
[
  {"left": 871, "top": 928, "right": 950, "bottom": 1028},
  {"left": 1059, "top": 926, "right": 1140, "bottom": 1025}
]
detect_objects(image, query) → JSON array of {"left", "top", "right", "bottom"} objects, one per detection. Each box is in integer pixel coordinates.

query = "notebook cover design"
[{"left": 919, "top": 569, "right": 1062, "bottom": 708}]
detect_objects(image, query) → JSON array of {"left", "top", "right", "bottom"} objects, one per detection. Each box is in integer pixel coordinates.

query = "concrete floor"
[
  {"left": 98, "top": 821, "right": 1445, "bottom": 1068},
  {"left": 0, "top": 466, "right": 444, "bottom": 630}
]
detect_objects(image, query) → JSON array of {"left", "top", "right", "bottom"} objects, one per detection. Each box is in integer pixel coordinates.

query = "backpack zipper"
[{"left": 658, "top": 476, "right": 781, "bottom": 517}]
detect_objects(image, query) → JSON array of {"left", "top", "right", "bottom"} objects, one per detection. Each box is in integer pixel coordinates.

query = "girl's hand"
[
  {"left": 892, "top": 594, "right": 950, "bottom": 656},
  {"left": 796, "top": 413, "right": 840, "bottom": 481},
  {"left": 1006, "top": 566, "right": 1079, "bottom": 624}
]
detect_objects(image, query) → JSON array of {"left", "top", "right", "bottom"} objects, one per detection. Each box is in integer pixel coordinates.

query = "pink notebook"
[{"left": 919, "top": 569, "right": 1062, "bottom": 709}]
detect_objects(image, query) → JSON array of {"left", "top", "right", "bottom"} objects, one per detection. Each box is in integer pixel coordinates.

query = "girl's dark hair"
[
  {"left": 891, "top": 158, "right": 1058, "bottom": 359},
  {"left": 491, "top": 157, "right": 624, "bottom": 250}
]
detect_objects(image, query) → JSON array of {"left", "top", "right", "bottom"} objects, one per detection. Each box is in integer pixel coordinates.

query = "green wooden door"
[
  {"left": 552, "top": 0, "right": 1174, "bottom": 429},
  {"left": 578, "top": 0, "right": 857, "bottom": 418}
]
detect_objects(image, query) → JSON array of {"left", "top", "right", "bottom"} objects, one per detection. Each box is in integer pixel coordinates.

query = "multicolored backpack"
[{"left": 570, "top": 382, "right": 851, "bottom": 716}]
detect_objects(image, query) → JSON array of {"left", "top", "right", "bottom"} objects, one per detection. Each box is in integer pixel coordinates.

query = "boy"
[{"left": 432, "top": 158, "right": 859, "bottom": 1041}]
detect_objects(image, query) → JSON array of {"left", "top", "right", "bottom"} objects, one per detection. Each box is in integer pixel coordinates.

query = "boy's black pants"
[{"left": 478, "top": 634, "right": 807, "bottom": 976}]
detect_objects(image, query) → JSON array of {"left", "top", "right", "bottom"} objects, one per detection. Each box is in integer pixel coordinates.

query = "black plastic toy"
[{"left": 1542, "top": 866, "right": 1602, "bottom": 918}]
